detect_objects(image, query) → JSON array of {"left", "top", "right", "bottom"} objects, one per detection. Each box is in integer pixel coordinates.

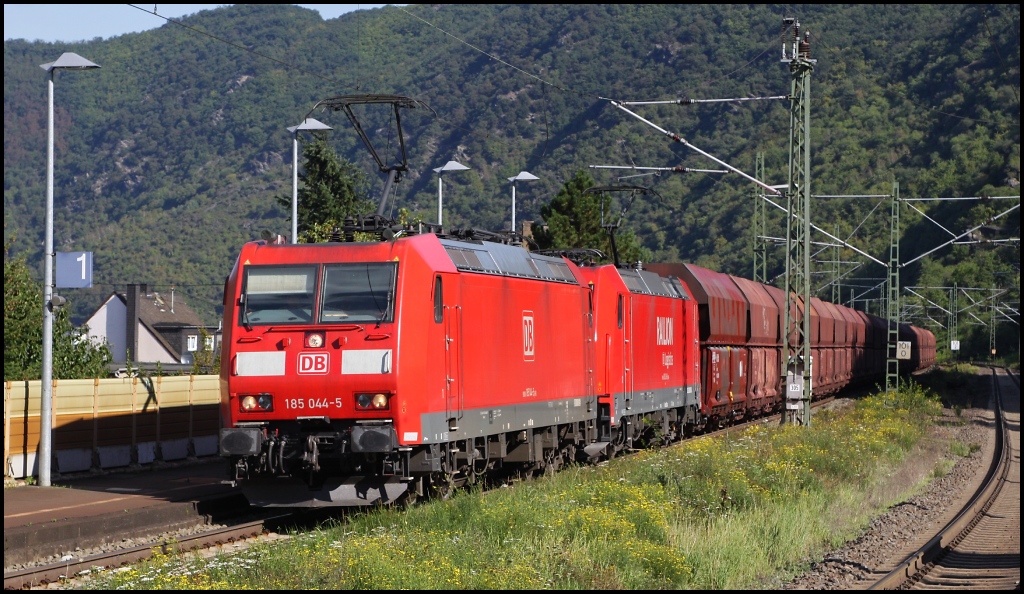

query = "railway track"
[
  {"left": 3, "top": 512, "right": 297, "bottom": 590},
  {"left": 868, "top": 367, "right": 1020, "bottom": 590}
]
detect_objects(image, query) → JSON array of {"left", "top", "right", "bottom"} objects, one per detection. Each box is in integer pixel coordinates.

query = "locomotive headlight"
[
  {"left": 258, "top": 394, "right": 273, "bottom": 410},
  {"left": 240, "top": 393, "right": 273, "bottom": 412},
  {"left": 305, "top": 331, "right": 325, "bottom": 348},
  {"left": 356, "top": 392, "right": 390, "bottom": 410}
]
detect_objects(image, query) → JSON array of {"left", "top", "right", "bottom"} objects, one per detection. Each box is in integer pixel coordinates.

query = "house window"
[
  {"left": 187, "top": 335, "right": 198, "bottom": 352},
  {"left": 204, "top": 336, "right": 215, "bottom": 351}
]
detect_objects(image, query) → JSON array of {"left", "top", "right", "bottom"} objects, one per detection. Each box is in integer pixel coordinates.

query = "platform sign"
[
  {"left": 55, "top": 251, "right": 93, "bottom": 288},
  {"left": 896, "top": 341, "right": 911, "bottom": 360},
  {"left": 951, "top": 340, "right": 960, "bottom": 351}
]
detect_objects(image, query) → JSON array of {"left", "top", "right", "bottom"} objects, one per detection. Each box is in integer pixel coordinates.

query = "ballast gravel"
[{"left": 776, "top": 402, "right": 992, "bottom": 589}]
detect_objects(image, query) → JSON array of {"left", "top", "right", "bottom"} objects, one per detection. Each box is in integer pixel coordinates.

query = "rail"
[{"left": 867, "top": 366, "right": 1015, "bottom": 589}]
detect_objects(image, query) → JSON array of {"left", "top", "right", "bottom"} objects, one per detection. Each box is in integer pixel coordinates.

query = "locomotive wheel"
[
  {"left": 517, "top": 463, "right": 538, "bottom": 482},
  {"left": 401, "top": 489, "right": 419, "bottom": 508},
  {"left": 563, "top": 443, "right": 578, "bottom": 466},
  {"left": 432, "top": 472, "right": 456, "bottom": 500},
  {"left": 543, "top": 451, "right": 561, "bottom": 477}
]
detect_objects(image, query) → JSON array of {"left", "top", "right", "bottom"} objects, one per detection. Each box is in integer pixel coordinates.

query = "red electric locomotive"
[
  {"left": 219, "top": 233, "right": 603, "bottom": 506},
  {"left": 575, "top": 263, "right": 702, "bottom": 454}
]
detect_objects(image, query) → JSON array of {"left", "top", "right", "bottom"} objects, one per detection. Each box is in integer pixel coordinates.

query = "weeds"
[{"left": 86, "top": 383, "right": 943, "bottom": 590}]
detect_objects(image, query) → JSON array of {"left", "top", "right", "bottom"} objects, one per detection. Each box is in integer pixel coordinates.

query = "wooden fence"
[{"left": 4, "top": 375, "right": 221, "bottom": 480}]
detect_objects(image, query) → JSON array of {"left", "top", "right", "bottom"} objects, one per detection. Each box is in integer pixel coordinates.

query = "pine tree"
[
  {"left": 532, "top": 170, "right": 651, "bottom": 264},
  {"left": 275, "top": 134, "right": 375, "bottom": 240}
]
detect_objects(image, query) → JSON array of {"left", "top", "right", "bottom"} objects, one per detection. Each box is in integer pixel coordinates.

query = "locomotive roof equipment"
[{"left": 306, "top": 94, "right": 434, "bottom": 230}]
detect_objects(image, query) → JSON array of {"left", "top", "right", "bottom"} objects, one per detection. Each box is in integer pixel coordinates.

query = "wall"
[{"left": 4, "top": 375, "right": 220, "bottom": 480}]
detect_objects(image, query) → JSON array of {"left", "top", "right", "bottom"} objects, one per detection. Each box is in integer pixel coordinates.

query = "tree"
[
  {"left": 274, "top": 134, "right": 375, "bottom": 241},
  {"left": 4, "top": 236, "right": 113, "bottom": 381},
  {"left": 532, "top": 170, "right": 652, "bottom": 264},
  {"left": 190, "top": 326, "right": 221, "bottom": 376},
  {"left": 5, "top": 237, "right": 41, "bottom": 380}
]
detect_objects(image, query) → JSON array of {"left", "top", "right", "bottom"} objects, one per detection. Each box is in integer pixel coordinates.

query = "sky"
[{"left": 3, "top": 4, "right": 388, "bottom": 44}]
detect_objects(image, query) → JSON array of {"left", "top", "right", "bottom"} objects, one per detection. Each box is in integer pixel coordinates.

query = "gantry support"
[
  {"left": 989, "top": 302, "right": 997, "bottom": 361},
  {"left": 886, "top": 182, "right": 901, "bottom": 392},
  {"left": 949, "top": 284, "right": 959, "bottom": 362},
  {"left": 832, "top": 224, "right": 841, "bottom": 304},
  {"left": 752, "top": 152, "right": 767, "bottom": 284}
]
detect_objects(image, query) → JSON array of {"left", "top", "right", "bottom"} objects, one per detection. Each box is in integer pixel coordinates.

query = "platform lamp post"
[
  {"left": 287, "top": 118, "right": 332, "bottom": 244},
  {"left": 39, "top": 52, "right": 100, "bottom": 487},
  {"left": 433, "top": 160, "right": 470, "bottom": 228},
  {"left": 507, "top": 171, "right": 539, "bottom": 235}
]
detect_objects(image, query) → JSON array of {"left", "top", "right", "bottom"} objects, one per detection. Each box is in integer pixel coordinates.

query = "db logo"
[
  {"left": 523, "top": 311, "right": 535, "bottom": 361},
  {"left": 298, "top": 352, "right": 330, "bottom": 374}
]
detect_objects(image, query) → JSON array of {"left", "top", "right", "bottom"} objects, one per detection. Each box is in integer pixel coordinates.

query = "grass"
[
  {"left": 949, "top": 440, "right": 981, "bottom": 458},
  {"left": 83, "top": 381, "right": 944, "bottom": 590}
]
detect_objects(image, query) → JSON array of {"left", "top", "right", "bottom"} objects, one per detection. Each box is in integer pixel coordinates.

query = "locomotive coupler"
[{"left": 302, "top": 434, "right": 321, "bottom": 473}]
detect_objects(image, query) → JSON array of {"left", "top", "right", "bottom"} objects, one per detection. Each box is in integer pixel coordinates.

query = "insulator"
[
  {"left": 329, "top": 226, "right": 343, "bottom": 242},
  {"left": 799, "top": 32, "right": 811, "bottom": 59},
  {"left": 342, "top": 217, "right": 355, "bottom": 242},
  {"left": 781, "top": 18, "right": 794, "bottom": 59}
]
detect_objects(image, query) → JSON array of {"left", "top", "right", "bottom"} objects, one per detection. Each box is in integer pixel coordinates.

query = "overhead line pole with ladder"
[{"left": 781, "top": 17, "right": 814, "bottom": 426}]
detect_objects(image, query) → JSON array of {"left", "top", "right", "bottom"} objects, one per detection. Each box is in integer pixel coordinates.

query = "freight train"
[{"left": 218, "top": 231, "right": 936, "bottom": 507}]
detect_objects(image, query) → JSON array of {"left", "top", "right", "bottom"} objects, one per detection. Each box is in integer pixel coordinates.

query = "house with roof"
[{"left": 84, "top": 283, "right": 222, "bottom": 372}]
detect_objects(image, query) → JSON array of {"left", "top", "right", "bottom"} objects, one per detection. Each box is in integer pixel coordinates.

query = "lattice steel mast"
[{"left": 781, "top": 18, "right": 814, "bottom": 425}]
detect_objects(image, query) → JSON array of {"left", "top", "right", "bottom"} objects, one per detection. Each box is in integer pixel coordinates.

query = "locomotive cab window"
[
  {"left": 240, "top": 265, "right": 316, "bottom": 325},
  {"left": 320, "top": 263, "right": 397, "bottom": 324},
  {"left": 434, "top": 276, "right": 443, "bottom": 323}
]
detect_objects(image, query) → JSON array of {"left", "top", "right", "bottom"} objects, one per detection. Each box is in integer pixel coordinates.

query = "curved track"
[{"left": 870, "top": 367, "right": 1020, "bottom": 590}]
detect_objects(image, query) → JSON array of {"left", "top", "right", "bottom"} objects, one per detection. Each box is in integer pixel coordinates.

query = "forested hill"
[{"left": 3, "top": 4, "right": 1019, "bottom": 355}]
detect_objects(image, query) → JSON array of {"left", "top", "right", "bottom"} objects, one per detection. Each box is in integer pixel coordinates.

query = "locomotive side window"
[
  {"left": 434, "top": 276, "right": 443, "bottom": 323},
  {"left": 240, "top": 265, "right": 316, "bottom": 325},
  {"left": 320, "top": 263, "right": 397, "bottom": 324},
  {"left": 617, "top": 294, "right": 623, "bottom": 329}
]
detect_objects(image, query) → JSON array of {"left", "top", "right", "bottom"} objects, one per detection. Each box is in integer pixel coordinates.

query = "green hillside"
[{"left": 3, "top": 4, "right": 1019, "bottom": 360}]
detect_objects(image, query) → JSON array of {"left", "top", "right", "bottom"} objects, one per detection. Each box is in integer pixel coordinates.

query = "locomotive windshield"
[
  {"left": 320, "top": 262, "right": 397, "bottom": 324},
  {"left": 240, "top": 265, "right": 317, "bottom": 324}
]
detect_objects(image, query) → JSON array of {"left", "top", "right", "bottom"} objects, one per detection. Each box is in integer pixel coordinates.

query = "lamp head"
[
  {"left": 433, "top": 160, "right": 470, "bottom": 173},
  {"left": 507, "top": 171, "right": 539, "bottom": 183},
  {"left": 41, "top": 52, "right": 100, "bottom": 72},
  {"left": 287, "top": 117, "right": 332, "bottom": 134}
]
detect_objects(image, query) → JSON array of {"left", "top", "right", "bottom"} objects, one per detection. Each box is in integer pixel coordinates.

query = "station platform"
[{"left": 3, "top": 457, "right": 246, "bottom": 568}]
